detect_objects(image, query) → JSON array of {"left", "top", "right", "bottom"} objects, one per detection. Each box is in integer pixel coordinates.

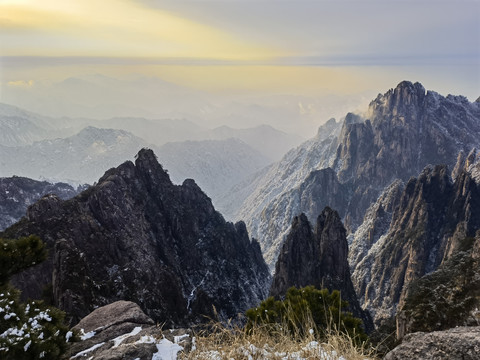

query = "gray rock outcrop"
[
  {"left": 66, "top": 301, "right": 191, "bottom": 360},
  {"left": 384, "top": 326, "right": 480, "bottom": 360}
]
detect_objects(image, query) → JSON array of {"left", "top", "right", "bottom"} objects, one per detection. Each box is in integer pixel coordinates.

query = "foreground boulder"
[
  {"left": 384, "top": 326, "right": 480, "bottom": 360},
  {"left": 3, "top": 148, "right": 271, "bottom": 326},
  {"left": 66, "top": 301, "right": 191, "bottom": 360}
]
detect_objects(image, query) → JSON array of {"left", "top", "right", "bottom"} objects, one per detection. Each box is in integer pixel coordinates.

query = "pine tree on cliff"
[{"left": 0, "top": 236, "right": 73, "bottom": 360}]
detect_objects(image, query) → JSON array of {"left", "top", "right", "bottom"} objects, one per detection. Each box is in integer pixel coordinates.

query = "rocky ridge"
[
  {"left": 236, "top": 81, "right": 480, "bottom": 268},
  {"left": 0, "top": 125, "right": 273, "bottom": 214},
  {"left": 3, "top": 148, "right": 271, "bottom": 326},
  {"left": 0, "top": 176, "right": 86, "bottom": 231}
]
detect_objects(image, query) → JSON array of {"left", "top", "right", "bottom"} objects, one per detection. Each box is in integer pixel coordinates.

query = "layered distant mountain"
[
  {"left": 0, "top": 127, "right": 148, "bottom": 184},
  {"left": 0, "top": 102, "right": 303, "bottom": 161},
  {"left": 156, "top": 138, "right": 271, "bottom": 207},
  {"left": 210, "top": 124, "right": 303, "bottom": 161},
  {"left": 0, "top": 103, "right": 61, "bottom": 146},
  {"left": 0, "top": 125, "right": 271, "bottom": 211},
  {"left": 2, "top": 149, "right": 271, "bottom": 325}
]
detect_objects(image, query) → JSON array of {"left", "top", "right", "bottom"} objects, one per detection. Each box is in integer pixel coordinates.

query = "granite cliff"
[
  {"left": 270, "top": 207, "right": 373, "bottom": 332},
  {"left": 351, "top": 153, "right": 480, "bottom": 326},
  {"left": 2, "top": 149, "right": 271, "bottom": 326}
]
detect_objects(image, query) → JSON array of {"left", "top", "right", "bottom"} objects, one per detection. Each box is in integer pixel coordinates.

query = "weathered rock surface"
[
  {"left": 352, "top": 160, "right": 480, "bottom": 327},
  {"left": 0, "top": 176, "right": 86, "bottom": 231},
  {"left": 397, "top": 230, "right": 480, "bottom": 337},
  {"left": 3, "top": 148, "right": 271, "bottom": 326},
  {"left": 66, "top": 301, "right": 191, "bottom": 360},
  {"left": 72, "top": 301, "right": 154, "bottom": 334},
  {"left": 384, "top": 326, "right": 480, "bottom": 360},
  {"left": 348, "top": 180, "right": 404, "bottom": 270},
  {"left": 270, "top": 207, "right": 373, "bottom": 332}
]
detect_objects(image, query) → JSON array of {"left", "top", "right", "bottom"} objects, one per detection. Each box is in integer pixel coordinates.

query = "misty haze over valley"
[{"left": 1, "top": 1, "right": 479, "bottom": 359}]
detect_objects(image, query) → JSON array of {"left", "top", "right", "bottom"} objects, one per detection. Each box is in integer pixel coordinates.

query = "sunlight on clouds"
[
  {"left": 0, "top": 0, "right": 279, "bottom": 60},
  {"left": 7, "top": 79, "right": 34, "bottom": 88}
]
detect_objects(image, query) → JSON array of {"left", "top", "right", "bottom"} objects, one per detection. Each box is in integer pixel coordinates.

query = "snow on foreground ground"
[
  {"left": 193, "top": 340, "right": 350, "bottom": 360},
  {"left": 70, "top": 325, "right": 355, "bottom": 360}
]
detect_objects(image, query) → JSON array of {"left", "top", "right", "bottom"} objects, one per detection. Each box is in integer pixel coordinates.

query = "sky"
[{"left": 0, "top": 0, "right": 479, "bottom": 134}]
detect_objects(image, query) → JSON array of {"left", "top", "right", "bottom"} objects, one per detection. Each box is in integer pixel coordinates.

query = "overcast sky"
[{"left": 0, "top": 0, "right": 478, "bottom": 125}]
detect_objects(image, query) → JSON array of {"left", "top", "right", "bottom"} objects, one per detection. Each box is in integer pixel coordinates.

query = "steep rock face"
[
  {"left": 238, "top": 81, "right": 480, "bottom": 268},
  {"left": 348, "top": 180, "right": 404, "bottom": 269},
  {"left": 397, "top": 231, "right": 480, "bottom": 337},
  {"left": 3, "top": 149, "right": 271, "bottom": 326},
  {"left": 258, "top": 168, "right": 349, "bottom": 267},
  {"left": 0, "top": 176, "right": 86, "bottom": 230},
  {"left": 270, "top": 208, "right": 373, "bottom": 331},
  {"left": 352, "top": 162, "right": 480, "bottom": 326},
  {"left": 336, "top": 81, "right": 480, "bottom": 226}
]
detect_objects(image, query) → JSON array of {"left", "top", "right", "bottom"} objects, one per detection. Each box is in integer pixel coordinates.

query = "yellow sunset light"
[{"left": 0, "top": 0, "right": 279, "bottom": 60}]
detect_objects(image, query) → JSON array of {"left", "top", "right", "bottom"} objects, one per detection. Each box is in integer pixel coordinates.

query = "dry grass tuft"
[{"left": 180, "top": 318, "right": 379, "bottom": 360}]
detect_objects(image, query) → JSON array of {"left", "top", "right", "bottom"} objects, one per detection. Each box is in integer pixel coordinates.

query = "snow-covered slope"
[{"left": 0, "top": 103, "right": 59, "bottom": 146}]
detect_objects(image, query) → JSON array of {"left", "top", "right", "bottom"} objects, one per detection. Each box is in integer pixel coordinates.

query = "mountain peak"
[
  {"left": 395, "top": 80, "right": 425, "bottom": 93},
  {"left": 369, "top": 80, "right": 426, "bottom": 116},
  {"left": 134, "top": 148, "right": 171, "bottom": 184},
  {"left": 135, "top": 147, "right": 157, "bottom": 163}
]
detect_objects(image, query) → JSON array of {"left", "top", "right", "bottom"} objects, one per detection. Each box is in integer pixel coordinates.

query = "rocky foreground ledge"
[
  {"left": 384, "top": 326, "right": 480, "bottom": 360},
  {"left": 64, "top": 300, "right": 480, "bottom": 360},
  {"left": 64, "top": 301, "right": 192, "bottom": 360}
]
